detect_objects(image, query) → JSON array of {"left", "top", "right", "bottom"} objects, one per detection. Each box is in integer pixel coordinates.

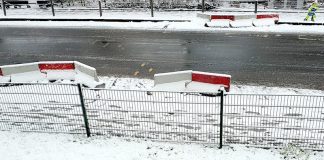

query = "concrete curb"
[
  {"left": 0, "top": 18, "right": 191, "bottom": 22},
  {"left": 277, "top": 21, "right": 324, "bottom": 25}
]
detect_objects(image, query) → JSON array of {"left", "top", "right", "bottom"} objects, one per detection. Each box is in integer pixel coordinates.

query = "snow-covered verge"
[
  {"left": 3, "top": 20, "right": 324, "bottom": 35},
  {"left": 0, "top": 131, "right": 322, "bottom": 160},
  {"left": 0, "top": 77, "right": 323, "bottom": 159},
  {"left": 99, "top": 76, "right": 324, "bottom": 95},
  {"left": 2, "top": 77, "right": 323, "bottom": 148},
  {"left": 1, "top": 9, "right": 324, "bottom": 34}
]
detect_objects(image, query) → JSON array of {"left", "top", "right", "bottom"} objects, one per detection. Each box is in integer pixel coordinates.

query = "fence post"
[
  {"left": 99, "top": 1, "right": 102, "bottom": 17},
  {"left": 77, "top": 83, "right": 91, "bottom": 137},
  {"left": 219, "top": 90, "right": 224, "bottom": 149},
  {"left": 202, "top": 0, "right": 205, "bottom": 13},
  {"left": 149, "top": 0, "right": 154, "bottom": 17},
  {"left": 50, "top": 0, "right": 55, "bottom": 16},
  {"left": 1, "top": 0, "right": 6, "bottom": 16}
]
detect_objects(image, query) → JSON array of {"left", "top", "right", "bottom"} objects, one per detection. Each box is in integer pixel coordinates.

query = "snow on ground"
[
  {"left": 2, "top": 7, "right": 324, "bottom": 22},
  {"left": 1, "top": 76, "right": 323, "bottom": 146},
  {"left": 3, "top": 20, "right": 324, "bottom": 35},
  {"left": 0, "top": 131, "right": 322, "bottom": 160},
  {"left": 99, "top": 76, "right": 324, "bottom": 95},
  {"left": 1, "top": 7, "right": 323, "bottom": 159},
  {"left": 1, "top": 9, "right": 324, "bottom": 34},
  {"left": 0, "top": 77, "right": 323, "bottom": 159}
]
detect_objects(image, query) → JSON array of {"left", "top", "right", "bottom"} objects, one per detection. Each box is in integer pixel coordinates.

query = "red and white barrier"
[
  {"left": 256, "top": 14, "right": 279, "bottom": 21},
  {"left": 74, "top": 61, "right": 99, "bottom": 82},
  {"left": 38, "top": 61, "right": 76, "bottom": 81},
  {"left": 0, "top": 62, "right": 45, "bottom": 83},
  {"left": 191, "top": 71, "right": 231, "bottom": 92},
  {"left": 200, "top": 13, "right": 279, "bottom": 28},
  {"left": 153, "top": 70, "right": 231, "bottom": 93},
  {"left": 198, "top": 13, "right": 279, "bottom": 21},
  {"left": 0, "top": 61, "right": 102, "bottom": 88},
  {"left": 211, "top": 14, "right": 255, "bottom": 21}
]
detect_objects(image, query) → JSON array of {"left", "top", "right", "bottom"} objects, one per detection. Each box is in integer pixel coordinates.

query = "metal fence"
[
  {"left": 83, "top": 88, "right": 221, "bottom": 144},
  {"left": 0, "top": 83, "right": 85, "bottom": 134},
  {"left": 79, "top": 0, "right": 323, "bottom": 9},
  {"left": 2, "top": 0, "right": 322, "bottom": 9},
  {"left": 223, "top": 94, "right": 324, "bottom": 150},
  {"left": 0, "top": 83, "right": 323, "bottom": 150},
  {"left": 2, "top": 0, "right": 324, "bottom": 18}
]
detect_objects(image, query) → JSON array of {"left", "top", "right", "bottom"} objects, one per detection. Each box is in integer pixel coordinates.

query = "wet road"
[{"left": 0, "top": 27, "right": 323, "bottom": 90}]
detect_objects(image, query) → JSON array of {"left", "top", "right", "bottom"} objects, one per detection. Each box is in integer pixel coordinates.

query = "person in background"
[{"left": 304, "top": 0, "right": 319, "bottom": 22}]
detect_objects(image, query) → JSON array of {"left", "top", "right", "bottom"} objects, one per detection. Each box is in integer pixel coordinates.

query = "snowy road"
[{"left": 0, "top": 27, "right": 323, "bottom": 90}]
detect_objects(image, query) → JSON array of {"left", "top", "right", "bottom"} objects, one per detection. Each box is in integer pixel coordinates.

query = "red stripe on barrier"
[
  {"left": 0, "top": 68, "right": 2, "bottom": 76},
  {"left": 211, "top": 15, "right": 235, "bottom": 21},
  {"left": 257, "top": 14, "right": 279, "bottom": 19},
  {"left": 38, "top": 63, "right": 75, "bottom": 71},
  {"left": 192, "top": 73, "right": 231, "bottom": 92}
]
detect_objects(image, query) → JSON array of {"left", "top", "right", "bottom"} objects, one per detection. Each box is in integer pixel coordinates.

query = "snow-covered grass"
[
  {"left": 99, "top": 76, "right": 324, "bottom": 95},
  {"left": 3, "top": 20, "right": 324, "bottom": 35},
  {"left": 1, "top": 131, "right": 323, "bottom": 160},
  {"left": 0, "top": 76, "right": 323, "bottom": 160},
  {"left": 1, "top": 76, "right": 323, "bottom": 149},
  {"left": 1, "top": 9, "right": 324, "bottom": 34}
]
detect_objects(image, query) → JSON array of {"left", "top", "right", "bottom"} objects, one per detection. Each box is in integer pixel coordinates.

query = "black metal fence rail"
[
  {"left": 0, "top": 83, "right": 323, "bottom": 150},
  {"left": 82, "top": 88, "right": 221, "bottom": 144},
  {"left": 1, "top": 0, "right": 317, "bottom": 18},
  {"left": 0, "top": 83, "right": 85, "bottom": 134},
  {"left": 223, "top": 94, "right": 324, "bottom": 150}
]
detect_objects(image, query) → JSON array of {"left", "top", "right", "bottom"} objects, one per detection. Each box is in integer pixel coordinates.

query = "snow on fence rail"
[{"left": 0, "top": 83, "right": 323, "bottom": 150}]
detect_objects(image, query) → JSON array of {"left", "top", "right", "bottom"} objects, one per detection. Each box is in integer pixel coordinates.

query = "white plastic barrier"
[
  {"left": 199, "top": 13, "right": 279, "bottom": 28},
  {"left": 74, "top": 61, "right": 99, "bottom": 81},
  {"left": 198, "top": 13, "right": 279, "bottom": 22},
  {"left": 1, "top": 62, "right": 46, "bottom": 83},
  {"left": 196, "top": 12, "right": 212, "bottom": 21},
  {"left": 0, "top": 61, "right": 103, "bottom": 88},
  {"left": 154, "top": 70, "right": 192, "bottom": 86},
  {"left": 39, "top": 61, "right": 76, "bottom": 81},
  {"left": 153, "top": 70, "right": 231, "bottom": 92},
  {"left": 0, "top": 76, "right": 10, "bottom": 83},
  {"left": 1, "top": 62, "right": 39, "bottom": 75},
  {"left": 192, "top": 71, "right": 231, "bottom": 92}
]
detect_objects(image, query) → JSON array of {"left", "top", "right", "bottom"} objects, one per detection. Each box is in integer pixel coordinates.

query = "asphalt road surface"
[{"left": 0, "top": 27, "right": 323, "bottom": 90}]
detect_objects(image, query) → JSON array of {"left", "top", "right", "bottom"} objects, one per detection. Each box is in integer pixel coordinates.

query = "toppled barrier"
[
  {"left": 152, "top": 70, "right": 231, "bottom": 93},
  {"left": 0, "top": 61, "right": 103, "bottom": 88}
]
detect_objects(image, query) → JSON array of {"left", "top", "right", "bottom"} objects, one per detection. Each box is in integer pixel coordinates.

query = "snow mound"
[
  {"left": 205, "top": 20, "right": 231, "bottom": 28},
  {"left": 253, "top": 19, "right": 276, "bottom": 27},
  {"left": 230, "top": 19, "right": 253, "bottom": 28}
]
